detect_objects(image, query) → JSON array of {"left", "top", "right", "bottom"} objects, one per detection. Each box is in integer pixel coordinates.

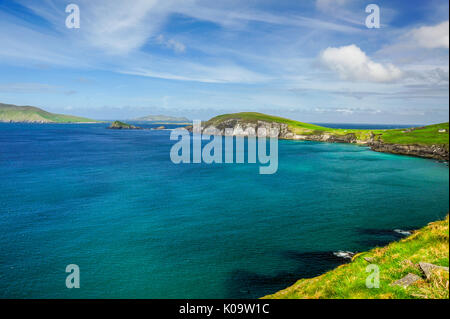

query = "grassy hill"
[
  {"left": 205, "top": 112, "right": 449, "bottom": 147},
  {"left": 264, "top": 216, "right": 449, "bottom": 299},
  {"left": 0, "top": 103, "right": 99, "bottom": 123}
]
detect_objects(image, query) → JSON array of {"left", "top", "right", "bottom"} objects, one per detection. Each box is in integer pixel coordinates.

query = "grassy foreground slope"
[
  {"left": 0, "top": 103, "right": 99, "bottom": 123},
  {"left": 264, "top": 216, "right": 449, "bottom": 299},
  {"left": 205, "top": 112, "right": 449, "bottom": 147}
]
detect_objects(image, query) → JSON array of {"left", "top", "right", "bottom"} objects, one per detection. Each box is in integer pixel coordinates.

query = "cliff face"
[
  {"left": 194, "top": 119, "right": 449, "bottom": 161},
  {"left": 369, "top": 142, "right": 449, "bottom": 161},
  {"left": 198, "top": 119, "right": 291, "bottom": 137},
  {"left": 286, "top": 132, "right": 449, "bottom": 161}
]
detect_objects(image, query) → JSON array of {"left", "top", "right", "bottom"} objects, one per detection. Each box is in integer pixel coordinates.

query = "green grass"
[
  {"left": 263, "top": 216, "right": 449, "bottom": 299},
  {"left": 378, "top": 123, "right": 449, "bottom": 146},
  {"left": 206, "top": 112, "right": 449, "bottom": 147},
  {"left": 0, "top": 103, "right": 100, "bottom": 123}
]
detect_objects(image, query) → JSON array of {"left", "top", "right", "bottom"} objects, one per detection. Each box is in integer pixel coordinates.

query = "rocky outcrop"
[
  {"left": 418, "top": 262, "right": 449, "bottom": 279},
  {"left": 391, "top": 273, "right": 422, "bottom": 288},
  {"left": 390, "top": 262, "right": 448, "bottom": 288},
  {"left": 369, "top": 142, "right": 449, "bottom": 161},
  {"left": 196, "top": 119, "right": 290, "bottom": 137},
  {"left": 285, "top": 132, "right": 360, "bottom": 143}
]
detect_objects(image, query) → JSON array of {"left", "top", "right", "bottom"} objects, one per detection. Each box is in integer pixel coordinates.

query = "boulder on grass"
[
  {"left": 418, "top": 262, "right": 449, "bottom": 279},
  {"left": 391, "top": 273, "right": 421, "bottom": 288}
]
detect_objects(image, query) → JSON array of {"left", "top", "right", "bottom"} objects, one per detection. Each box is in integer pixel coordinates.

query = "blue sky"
[{"left": 0, "top": 0, "right": 448, "bottom": 123}]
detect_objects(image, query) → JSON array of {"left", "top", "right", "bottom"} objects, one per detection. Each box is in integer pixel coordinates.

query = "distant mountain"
[
  {"left": 131, "top": 115, "right": 190, "bottom": 123},
  {"left": 0, "top": 103, "right": 99, "bottom": 123}
]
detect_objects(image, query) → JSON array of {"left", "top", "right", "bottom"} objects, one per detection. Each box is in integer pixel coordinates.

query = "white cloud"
[
  {"left": 411, "top": 21, "right": 449, "bottom": 49},
  {"left": 319, "top": 45, "right": 403, "bottom": 83}
]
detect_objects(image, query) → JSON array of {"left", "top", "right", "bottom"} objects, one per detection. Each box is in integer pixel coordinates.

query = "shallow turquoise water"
[{"left": 0, "top": 123, "right": 448, "bottom": 298}]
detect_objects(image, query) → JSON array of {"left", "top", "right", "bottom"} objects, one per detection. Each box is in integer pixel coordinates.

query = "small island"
[{"left": 108, "top": 121, "right": 142, "bottom": 130}]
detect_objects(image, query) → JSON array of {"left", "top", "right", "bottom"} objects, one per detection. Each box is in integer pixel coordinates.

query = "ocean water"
[{"left": 0, "top": 123, "right": 448, "bottom": 299}]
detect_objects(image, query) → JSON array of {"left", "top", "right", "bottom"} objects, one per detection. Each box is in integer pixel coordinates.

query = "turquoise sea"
[{"left": 0, "top": 123, "right": 448, "bottom": 298}]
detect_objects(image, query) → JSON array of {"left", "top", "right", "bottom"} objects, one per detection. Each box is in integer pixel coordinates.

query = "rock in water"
[
  {"left": 333, "top": 251, "right": 356, "bottom": 260},
  {"left": 418, "top": 262, "right": 449, "bottom": 279},
  {"left": 391, "top": 273, "right": 421, "bottom": 288},
  {"left": 108, "top": 121, "right": 142, "bottom": 130},
  {"left": 393, "top": 229, "right": 412, "bottom": 236},
  {"left": 153, "top": 126, "right": 166, "bottom": 130}
]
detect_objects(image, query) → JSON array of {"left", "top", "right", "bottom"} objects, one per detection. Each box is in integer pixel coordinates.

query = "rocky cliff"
[{"left": 369, "top": 142, "right": 449, "bottom": 161}]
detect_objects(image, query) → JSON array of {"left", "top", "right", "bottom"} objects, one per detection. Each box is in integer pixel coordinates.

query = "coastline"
[{"left": 188, "top": 117, "right": 450, "bottom": 162}]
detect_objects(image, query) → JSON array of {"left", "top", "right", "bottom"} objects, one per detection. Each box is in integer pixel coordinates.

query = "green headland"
[
  {"left": 205, "top": 112, "right": 449, "bottom": 146},
  {"left": 0, "top": 102, "right": 100, "bottom": 123},
  {"left": 201, "top": 112, "right": 449, "bottom": 161}
]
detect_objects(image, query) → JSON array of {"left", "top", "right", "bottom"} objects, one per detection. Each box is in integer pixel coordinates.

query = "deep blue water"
[{"left": 0, "top": 123, "right": 448, "bottom": 299}]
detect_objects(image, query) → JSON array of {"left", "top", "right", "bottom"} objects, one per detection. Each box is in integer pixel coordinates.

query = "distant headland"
[{"left": 0, "top": 102, "right": 100, "bottom": 124}]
